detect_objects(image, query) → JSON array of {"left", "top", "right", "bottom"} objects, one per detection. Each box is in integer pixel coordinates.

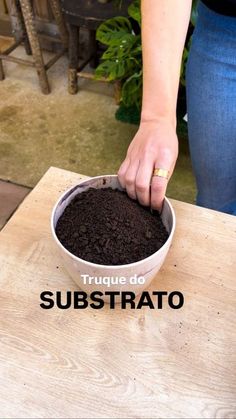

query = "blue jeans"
[{"left": 186, "top": 1, "right": 236, "bottom": 215}]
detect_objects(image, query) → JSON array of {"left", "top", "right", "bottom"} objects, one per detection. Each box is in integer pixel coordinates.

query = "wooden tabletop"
[{"left": 0, "top": 167, "right": 236, "bottom": 419}]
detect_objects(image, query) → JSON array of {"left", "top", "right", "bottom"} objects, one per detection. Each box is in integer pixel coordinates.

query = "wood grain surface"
[{"left": 0, "top": 167, "right": 235, "bottom": 419}]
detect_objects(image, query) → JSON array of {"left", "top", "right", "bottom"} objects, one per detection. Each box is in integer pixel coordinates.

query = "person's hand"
[{"left": 118, "top": 119, "right": 178, "bottom": 211}]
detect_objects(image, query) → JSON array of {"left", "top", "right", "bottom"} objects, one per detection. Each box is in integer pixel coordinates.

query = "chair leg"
[
  {"left": 68, "top": 24, "right": 79, "bottom": 94},
  {"left": 15, "top": 0, "right": 32, "bottom": 55},
  {"left": 49, "top": 0, "right": 68, "bottom": 49},
  {"left": 20, "top": 0, "right": 50, "bottom": 94},
  {"left": 89, "top": 29, "right": 99, "bottom": 69},
  {"left": 0, "top": 59, "right": 5, "bottom": 80}
]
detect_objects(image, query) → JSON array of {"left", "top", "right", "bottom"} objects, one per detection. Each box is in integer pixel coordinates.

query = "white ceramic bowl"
[{"left": 51, "top": 175, "right": 176, "bottom": 297}]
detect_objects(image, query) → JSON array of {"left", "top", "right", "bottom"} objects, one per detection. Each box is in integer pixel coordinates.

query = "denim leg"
[{"left": 186, "top": 2, "right": 236, "bottom": 215}]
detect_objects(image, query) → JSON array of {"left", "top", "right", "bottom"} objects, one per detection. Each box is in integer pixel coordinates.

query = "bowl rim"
[{"left": 51, "top": 174, "right": 176, "bottom": 270}]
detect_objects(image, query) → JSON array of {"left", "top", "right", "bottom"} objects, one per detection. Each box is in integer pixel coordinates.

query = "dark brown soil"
[{"left": 56, "top": 188, "right": 169, "bottom": 265}]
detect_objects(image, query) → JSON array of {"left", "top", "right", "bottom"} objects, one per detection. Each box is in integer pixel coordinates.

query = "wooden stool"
[
  {"left": 61, "top": 0, "right": 132, "bottom": 95},
  {"left": 0, "top": 0, "right": 68, "bottom": 94}
]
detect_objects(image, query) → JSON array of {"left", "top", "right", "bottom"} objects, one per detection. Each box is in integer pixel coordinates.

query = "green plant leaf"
[
  {"left": 101, "top": 33, "right": 139, "bottom": 60},
  {"left": 128, "top": 0, "right": 141, "bottom": 25},
  {"left": 95, "top": 57, "right": 135, "bottom": 81},
  {"left": 180, "top": 36, "right": 192, "bottom": 86},
  {"left": 95, "top": 1, "right": 142, "bottom": 107},
  {"left": 131, "top": 43, "right": 142, "bottom": 56},
  {"left": 96, "top": 16, "right": 132, "bottom": 46},
  {"left": 94, "top": 60, "right": 113, "bottom": 80},
  {"left": 191, "top": 0, "right": 198, "bottom": 26},
  {"left": 180, "top": 47, "right": 188, "bottom": 86}
]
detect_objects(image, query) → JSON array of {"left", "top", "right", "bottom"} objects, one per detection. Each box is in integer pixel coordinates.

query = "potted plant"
[
  {"left": 95, "top": 0, "right": 142, "bottom": 113},
  {"left": 95, "top": 0, "right": 198, "bottom": 123}
]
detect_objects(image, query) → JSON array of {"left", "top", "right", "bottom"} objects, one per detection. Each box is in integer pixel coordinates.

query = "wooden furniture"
[
  {"left": 0, "top": 166, "right": 235, "bottom": 418},
  {"left": 0, "top": 0, "right": 11, "bottom": 36},
  {"left": 0, "top": 0, "right": 68, "bottom": 94},
  {"left": 61, "top": 0, "right": 132, "bottom": 94}
]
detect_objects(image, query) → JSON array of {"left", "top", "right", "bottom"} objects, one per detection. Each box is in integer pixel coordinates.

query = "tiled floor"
[{"left": 0, "top": 180, "right": 31, "bottom": 229}]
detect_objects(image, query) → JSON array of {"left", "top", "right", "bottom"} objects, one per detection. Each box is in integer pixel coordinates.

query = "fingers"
[
  {"left": 151, "top": 166, "right": 174, "bottom": 212},
  {"left": 124, "top": 159, "right": 140, "bottom": 200},
  {"left": 118, "top": 157, "right": 130, "bottom": 188},
  {"left": 151, "top": 150, "right": 173, "bottom": 211},
  {"left": 118, "top": 139, "right": 176, "bottom": 211},
  {"left": 119, "top": 156, "right": 172, "bottom": 210},
  {"left": 118, "top": 157, "right": 140, "bottom": 200},
  {"left": 135, "top": 159, "right": 153, "bottom": 206},
  {"left": 151, "top": 175, "right": 168, "bottom": 212}
]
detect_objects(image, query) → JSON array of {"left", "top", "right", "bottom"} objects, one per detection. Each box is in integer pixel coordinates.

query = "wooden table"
[{"left": 0, "top": 167, "right": 236, "bottom": 419}]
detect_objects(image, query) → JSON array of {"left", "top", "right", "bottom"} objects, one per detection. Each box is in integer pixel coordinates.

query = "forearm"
[{"left": 141, "top": 0, "right": 192, "bottom": 126}]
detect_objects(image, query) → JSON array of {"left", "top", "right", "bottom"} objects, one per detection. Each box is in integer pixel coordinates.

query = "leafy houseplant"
[
  {"left": 95, "top": 0, "right": 142, "bottom": 110},
  {"left": 95, "top": 0, "right": 198, "bottom": 117}
]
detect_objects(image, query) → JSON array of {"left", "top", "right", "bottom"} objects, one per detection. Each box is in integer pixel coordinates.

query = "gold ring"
[{"left": 152, "top": 168, "right": 169, "bottom": 179}]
